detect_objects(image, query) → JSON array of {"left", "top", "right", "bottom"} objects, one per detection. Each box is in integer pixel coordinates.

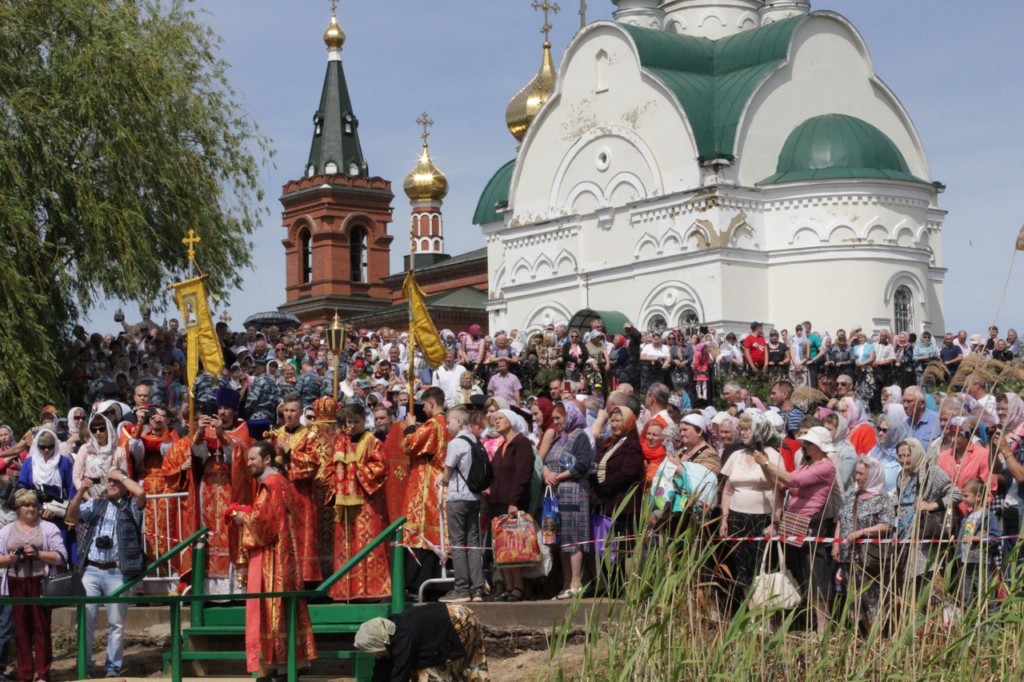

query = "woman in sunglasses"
[
  {"left": 17, "top": 428, "right": 77, "bottom": 560},
  {"left": 72, "top": 414, "right": 129, "bottom": 499}
]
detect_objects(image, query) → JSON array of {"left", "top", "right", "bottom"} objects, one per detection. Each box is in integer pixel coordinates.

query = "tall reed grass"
[{"left": 545, "top": 510, "right": 1023, "bottom": 681}]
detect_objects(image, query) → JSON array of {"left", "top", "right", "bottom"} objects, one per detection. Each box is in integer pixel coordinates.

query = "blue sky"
[{"left": 90, "top": 1, "right": 1024, "bottom": 335}]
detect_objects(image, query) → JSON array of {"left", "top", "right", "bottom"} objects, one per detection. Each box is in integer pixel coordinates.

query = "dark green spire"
[{"left": 304, "top": 12, "right": 368, "bottom": 178}]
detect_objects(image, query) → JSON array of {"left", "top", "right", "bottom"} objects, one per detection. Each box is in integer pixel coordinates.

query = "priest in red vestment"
[
  {"left": 237, "top": 441, "right": 317, "bottom": 677},
  {"left": 266, "top": 393, "right": 326, "bottom": 582},
  {"left": 374, "top": 405, "right": 409, "bottom": 525},
  {"left": 400, "top": 386, "right": 449, "bottom": 592},
  {"left": 322, "top": 403, "right": 390, "bottom": 601},
  {"left": 126, "top": 403, "right": 179, "bottom": 568},
  {"left": 160, "top": 387, "right": 253, "bottom": 593}
]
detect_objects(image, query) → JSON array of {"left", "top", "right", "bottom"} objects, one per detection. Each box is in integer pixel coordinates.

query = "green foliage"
[{"left": 0, "top": 0, "right": 269, "bottom": 425}]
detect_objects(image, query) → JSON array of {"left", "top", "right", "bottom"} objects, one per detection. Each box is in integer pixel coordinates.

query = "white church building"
[{"left": 474, "top": 0, "right": 946, "bottom": 337}]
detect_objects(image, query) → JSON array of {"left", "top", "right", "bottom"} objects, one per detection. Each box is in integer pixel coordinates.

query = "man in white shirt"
[{"left": 434, "top": 350, "right": 468, "bottom": 408}]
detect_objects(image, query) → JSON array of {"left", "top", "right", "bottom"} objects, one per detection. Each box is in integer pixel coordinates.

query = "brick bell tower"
[{"left": 278, "top": 8, "right": 394, "bottom": 325}]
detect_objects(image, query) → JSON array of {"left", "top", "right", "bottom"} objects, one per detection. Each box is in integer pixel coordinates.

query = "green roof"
[
  {"left": 425, "top": 287, "right": 488, "bottom": 310},
  {"left": 472, "top": 159, "right": 516, "bottom": 225},
  {"left": 621, "top": 17, "right": 804, "bottom": 162},
  {"left": 761, "top": 114, "right": 927, "bottom": 185}
]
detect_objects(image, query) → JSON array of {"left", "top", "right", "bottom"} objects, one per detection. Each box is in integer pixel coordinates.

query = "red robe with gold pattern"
[
  {"left": 128, "top": 428, "right": 179, "bottom": 567},
  {"left": 161, "top": 421, "right": 253, "bottom": 584},
  {"left": 243, "top": 469, "right": 317, "bottom": 672},
  {"left": 400, "top": 414, "right": 448, "bottom": 550},
  {"left": 381, "top": 423, "right": 409, "bottom": 525},
  {"left": 322, "top": 430, "right": 390, "bottom": 601},
  {"left": 272, "top": 423, "right": 330, "bottom": 582}
]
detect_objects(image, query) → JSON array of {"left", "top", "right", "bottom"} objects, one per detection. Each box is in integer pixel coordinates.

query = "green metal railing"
[{"left": 5, "top": 518, "right": 408, "bottom": 682}]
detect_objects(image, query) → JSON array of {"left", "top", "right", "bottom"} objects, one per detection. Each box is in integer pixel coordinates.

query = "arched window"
[
  {"left": 680, "top": 309, "right": 700, "bottom": 339},
  {"left": 894, "top": 285, "right": 914, "bottom": 334},
  {"left": 595, "top": 50, "right": 608, "bottom": 93},
  {"left": 299, "top": 227, "right": 312, "bottom": 284},
  {"left": 647, "top": 314, "right": 668, "bottom": 334},
  {"left": 350, "top": 226, "right": 368, "bottom": 283}
]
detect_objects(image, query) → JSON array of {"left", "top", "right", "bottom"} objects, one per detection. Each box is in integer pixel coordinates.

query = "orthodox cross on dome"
[
  {"left": 330, "top": 0, "right": 338, "bottom": 15},
  {"left": 182, "top": 229, "right": 201, "bottom": 263},
  {"left": 578, "top": 0, "right": 587, "bottom": 29},
  {"left": 416, "top": 111, "right": 433, "bottom": 146},
  {"left": 532, "top": 0, "right": 560, "bottom": 41}
]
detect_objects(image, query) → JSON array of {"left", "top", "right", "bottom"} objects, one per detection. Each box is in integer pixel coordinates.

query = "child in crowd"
[{"left": 958, "top": 478, "right": 1001, "bottom": 610}]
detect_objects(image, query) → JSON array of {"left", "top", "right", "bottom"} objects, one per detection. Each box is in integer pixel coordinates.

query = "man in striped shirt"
[{"left": 486, "top": 358, "right": 522, "bottom": 406}]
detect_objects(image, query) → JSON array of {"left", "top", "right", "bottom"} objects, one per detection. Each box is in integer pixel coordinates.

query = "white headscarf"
[
  {"left": 29, "top": 427, "right": 63, "bottom": 489},
  {"left": 83, "top": 414, "right": 117, "bottom": 496},
  {"left": 498, "top": 408, "right": 528, "bottom": 436}
]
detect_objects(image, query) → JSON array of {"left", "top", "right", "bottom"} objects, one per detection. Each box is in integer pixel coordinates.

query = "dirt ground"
[{"left": 45, "top": 625, "right": 587, "bottom": 681}]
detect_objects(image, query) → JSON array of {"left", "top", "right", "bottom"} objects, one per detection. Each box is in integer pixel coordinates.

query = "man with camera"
[{"left": 65, "top": 468, "right": 146, "bottom": 678}]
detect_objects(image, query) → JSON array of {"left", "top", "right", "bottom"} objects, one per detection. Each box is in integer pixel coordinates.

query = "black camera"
[
  {"left": 95, "top": 536, "right": 114, "bottom": 550},
  {"left": 14, "top": 548, "right": 27, "bottom": 563},
  {"left": 198, "top": 401, "right": 218, "bottom": 418}
]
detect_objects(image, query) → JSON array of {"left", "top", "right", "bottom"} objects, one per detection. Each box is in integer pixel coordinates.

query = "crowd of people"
[{"left": 0, "top": 314, "right": 1022, "bottom": 678}]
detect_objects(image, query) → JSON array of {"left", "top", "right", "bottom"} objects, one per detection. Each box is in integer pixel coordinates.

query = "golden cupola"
[
  {"left": 505, "top": 39, "right": 557, "bottom": 142},
  {"left": 323, "top": 12, "right": 345, "bottom": 50},
  {"left": 403, "top": 137, "right": 448, "bottom": 203}
]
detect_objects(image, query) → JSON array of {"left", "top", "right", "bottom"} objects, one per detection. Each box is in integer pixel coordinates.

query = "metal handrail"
[
  {"left": 2, "top": 519, "right": 409, "bottom": 682},
  {"left": 110, "top": 526, "right": 210, "bottom": 597}
]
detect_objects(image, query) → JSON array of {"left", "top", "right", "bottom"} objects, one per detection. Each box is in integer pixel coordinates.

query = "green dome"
[
  {"left": 761, "top": 114, "right": 927, "bottom": 185},
  {"left": 472, "top": 159, "right": 515, "bottom": 225}
]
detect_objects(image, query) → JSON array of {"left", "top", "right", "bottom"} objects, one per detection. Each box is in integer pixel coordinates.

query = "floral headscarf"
[
  {"left": 840, "top": 397, "right": 871, "bottom": 430},
  {"left": 557, "top": 401, "right": 586, "bottom": 445}
]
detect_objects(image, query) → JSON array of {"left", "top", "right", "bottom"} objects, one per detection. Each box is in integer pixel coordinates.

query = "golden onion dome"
[
  {"left": 403, "top": 144, "right": 449, "bottom": 202},
  {"left": 323, "top": 14, "right": 345, "bottom": 49},
  {"left": 505, "top": 40, "right": 557, "bottom": 142}
]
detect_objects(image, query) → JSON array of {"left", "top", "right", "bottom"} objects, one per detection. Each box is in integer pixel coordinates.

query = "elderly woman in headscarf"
[
  {"left": 880, "top": 384, "right": 903, "bottom": 407},
  {"left": 832, "top": 456, "right": 895, "bottom": 632},
  {"left": 583, "top": 331, "right": 611, "bottom": 396},
  {"left": 543, "top": 401, "right": 594, "bottom": 600},
  {"left": 912, "top": 330, "right": 940, "bottom": 383},
  {"left": 894, "top": 437, "right": 960, "bottom": 582},
  {"left": 822, "top": 413, "right": 857, "bottom": 491},
  {"left": 590, "top": 405, "right": 644, "bottom": 595},
  {"left": 537, "top": 331, "right": 561, "bottom": 371},
  {"left": 718, "top": 410, "right": 785, "bottom": 605},
  {"left": 481, "top": 397, "right": 510, "bottom": 461},
  {"left": 488, "top": 407, "right": 536, "bottom": 602},
  {"left": 838, "top": 396, "right": 878, "bottom": 456},
  {"left": 866, "top": 403, "right": 912, "bottom": 493},
  {"left": 17, "top": 428, "right": 77, "bottom": 560},
  {"left": 353, "top": 602, "right": 489, "bottom": 681},
  {"left": 72, "top": 414, "right": 128, "bottom": 499}
]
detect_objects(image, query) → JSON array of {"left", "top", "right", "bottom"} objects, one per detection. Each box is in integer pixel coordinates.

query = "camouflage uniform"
[
  {"left": 295, "top": 370, "right": 323, "bottom": 408},
  {"left": 245, "top": 372, "right": 280, "bottom": 421}
]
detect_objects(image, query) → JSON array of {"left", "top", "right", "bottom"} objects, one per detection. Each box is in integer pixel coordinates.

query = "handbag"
[
  {"left": 749, "top": 542, "right": 801, "bottom": 609},
  {"left": 541, "top": 486, "right": 561, "bottom": 546},
  {"left": 41, "top": 568, "right": 87, "bottom": 598},
  {"left": 778, "top": 509, "right": 814, "bottom": 547},
  {"left": 491, "top": 512, "right": 541, "bottom": 567},
  {"left": 590, "top": 512, "right": 615, "bottom": 562}
]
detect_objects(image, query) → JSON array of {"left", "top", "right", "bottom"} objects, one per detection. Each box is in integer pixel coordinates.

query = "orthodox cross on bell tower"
[
  {"left": 579, "top": 0, "right": 587, "bottom": 29},
  {"left": 532, "top": 0, "right": 560, "bottom": 41},
  {"left": 416, "top": 111, "right": 434, "bottom": 146}
]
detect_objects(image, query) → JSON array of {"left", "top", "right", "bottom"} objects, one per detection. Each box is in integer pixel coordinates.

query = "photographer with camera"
[
  {"left": 65, "top": 468, "right": 146, "bottom": 678},
  {"left": 0, "top": 489, "right": 68, "bottom": 682}
]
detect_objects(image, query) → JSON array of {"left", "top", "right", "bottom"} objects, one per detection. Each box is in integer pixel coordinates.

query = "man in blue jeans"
[{"left": 66, "top": 468, "right": 146, "bottom": 677}]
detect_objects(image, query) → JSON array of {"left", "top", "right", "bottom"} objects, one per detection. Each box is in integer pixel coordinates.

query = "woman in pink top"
[
  {"left": 754, "top": 426, "right": 838, "bottom": 636},
  {"left": 937, "top": 416, "right": 997, "bottom": 517}
]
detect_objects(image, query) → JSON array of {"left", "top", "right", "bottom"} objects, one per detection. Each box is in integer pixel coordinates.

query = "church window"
[
  {"left": 680, "top": 309, "right": 700, "bottom": 339},
  {"left": 350, "top": 226, "right": 368, "bottom": 283},
  {"left": 648, "top": 314, "right": 668, "bottom": 334},
  {"left": 324, "top": 161, "right": 338, "bottom": 174},
  {"left": 299, "top": 227, "right": 312, "bottom": 284},
  {"left": 349, "top": 162, "right": 359, "bottom": 176},
  {"left": 894, "top": 286, "right": 913, "bottom": 334},
  {"left": 344, "top": 113, "right": 354, "bottom": 135},
  {"left": 595, "top": 50, "right": 608, "bottom": 93}
]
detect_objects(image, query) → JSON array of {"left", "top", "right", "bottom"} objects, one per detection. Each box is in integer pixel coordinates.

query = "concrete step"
[{"left": 53, "top": 597, "right": 617, "bottom": 634}]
